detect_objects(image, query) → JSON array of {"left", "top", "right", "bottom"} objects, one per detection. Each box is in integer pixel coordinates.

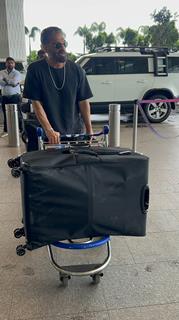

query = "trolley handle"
[{"left": 37, "top": 125, "right": 109, "bottom": 141}]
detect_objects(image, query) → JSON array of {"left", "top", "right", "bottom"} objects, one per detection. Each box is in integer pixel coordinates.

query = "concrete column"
[
  {"left": 108, "top": 104, "right": 121, "bottom": 147},
  {"left": 5, "top": 104, "right": 20, "bottom": 147},
  {"left": 0, "top": 0, "right": 26, "bottom": 60}
]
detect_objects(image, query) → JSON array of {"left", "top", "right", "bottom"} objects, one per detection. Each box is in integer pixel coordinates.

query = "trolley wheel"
[
  {"left": 59, "top": 274, "right": 71, "bottom": 287},
  {"left": 16, "top": 245, "right": 26, "bottom": 256},
  {"left": 7, "top": 158, "right": 15, "bottom": 168},
  {"left": 7, "top": 157, "right": 20, "bottom": 168},
  {"left": 14, "top": 227, "right": 25, "bottom": 238},
  {"left": 11, "top": 168, "right": 21, "bottom": 178},
  {"left": 91, "top": 273, "right": 103, "bottom": 284}
]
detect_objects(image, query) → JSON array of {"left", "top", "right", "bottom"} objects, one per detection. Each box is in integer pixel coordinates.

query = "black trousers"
[
  {"left": 23, "top": 116, "right": 40, "bottom": 151},
  {"left": 2, "top": 94, "right": 22, "bottom": 132}
]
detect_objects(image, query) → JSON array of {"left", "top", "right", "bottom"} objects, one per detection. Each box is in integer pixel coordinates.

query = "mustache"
[
  {"left": 57, "top": 50, "right": 66, "bottom": 56},
  {"left": 55, "top": 53, "right": 67, "bottom": 62}
]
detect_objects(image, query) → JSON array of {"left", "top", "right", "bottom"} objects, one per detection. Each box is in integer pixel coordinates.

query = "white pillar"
[
  {"left": 0, "top": 0, "right": 26, "bottom": 61},
  {"left": 108, "top": 104, "right": 121, "bottom": 147},
  {"left": 5, "top": 104, "right": 20, "bottom": 147}
]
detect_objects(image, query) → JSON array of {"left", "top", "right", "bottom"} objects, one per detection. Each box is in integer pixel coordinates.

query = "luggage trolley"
[
  {"left": 37, "top": 126, "right": 111, "bottom": 286},
  {"left": 14, "top": 126, "right": 112, "bottom": 286}
]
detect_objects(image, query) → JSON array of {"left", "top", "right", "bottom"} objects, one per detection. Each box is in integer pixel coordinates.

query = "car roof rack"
[{"left": 95, "top": 46, "right": 170, "bottom": 55}]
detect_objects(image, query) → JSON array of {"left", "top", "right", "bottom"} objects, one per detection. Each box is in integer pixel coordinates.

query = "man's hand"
[
  {"left": 86, "top": 128, "right": 93, "bottom": 135},
  {"left": 45, "top": 128, "right": 60, "bottom": 144},
  {"left": 2, "top": 78, "right": 8, "bottom": 84},
  {"left": 31, "top": 101, "right": 60, "bottom": 144},
  {"left": 86, "top": 128, "right": 93, "bottom": 143}
]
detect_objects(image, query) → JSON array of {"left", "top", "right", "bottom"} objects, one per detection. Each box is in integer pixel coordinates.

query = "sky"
[{"left": 23, "top": 0, "right": 179, "bottom": 54}]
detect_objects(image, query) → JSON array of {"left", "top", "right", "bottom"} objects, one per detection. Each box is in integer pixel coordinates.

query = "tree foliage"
[
  {"left": 27, "top": 50, "right": 38, "bottom": 64},
  {"left": 67, "top": 52, "right": 77, "bottom": 62},
  {"left": 151, "top": 7, "right": 173, "bottom": 24},
  {"left": 25, "top": 7, "right": 179, "bottom": 58},
  {"left": 25, "top": 26, "right": 41, "bottom": 55},
  {"left": 74, "top": 22, "right": 116, "bottom": 53},
  {"left": 116, "top": 27, "right": 138, "bottom": 46},
  {"left": 149, "top": 7, "right": 179, "bottom": 47},
  {"left": 115, "top": 7, "right": 179, "bottom": 49},
  {"left": 74, "top": 25, "right": 90, "bottom": 54},
  {"left": 90, "top": 22, "right": 106, "bottom": 33}
]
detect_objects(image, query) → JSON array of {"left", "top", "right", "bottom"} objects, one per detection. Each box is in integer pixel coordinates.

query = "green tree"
[
  {"left": 106, "top": 32, "right": 116, "bottom": 46},
  {"left": 152, "top": 6, "right": 173, "bottom": 24},
  {"left": 175, "top": 39, "right": 179, "bottom": 50},
  {"left": 86, "top": 31, "right": 116, "bottom": 52},
  {"left": 75, "top": 22, "right": 116, "bottom": 53},
  {"left": 149, "top": 7, "right": 179, "bottom": 47},
  {"left": 137, "top": 26, "right": 151, "bottom": 46},
  {"left": 90, "top": 22, "right": 106, "bottom": 33},
  {"left": 88, "top": 32, "right": 106, "bottom": 52},
  {"left": 67, "top": 52, "right": 77, "bottom": 62},
  {"left": 74, "top": 25, "right": 91, "bottom": 54},
  {"left": 116, "top": 27, "right": 138, "bottom": 46},
  {"left": 25, "top": 26, "right": 41, "bottom": 55},
  {"left": 27, "top": 50, "right": 38, "bottom": 64}
]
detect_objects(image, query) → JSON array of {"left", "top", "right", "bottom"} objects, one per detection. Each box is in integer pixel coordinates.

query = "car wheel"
[{"left": 144, "top": 94, "right": 171, "bottom": 123}]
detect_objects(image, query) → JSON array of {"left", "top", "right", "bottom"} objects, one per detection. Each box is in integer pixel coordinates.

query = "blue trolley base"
[{"left": 47, "top": 236, "right": 111, "bottom": 286}]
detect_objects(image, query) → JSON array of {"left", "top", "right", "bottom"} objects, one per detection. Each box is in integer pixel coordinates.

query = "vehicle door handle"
[
  {"left": 136, "top": 80, "right": 147, "bottom": 84},
  {"left": 101, "top": 81, "right": 112, "bottom": 84}
]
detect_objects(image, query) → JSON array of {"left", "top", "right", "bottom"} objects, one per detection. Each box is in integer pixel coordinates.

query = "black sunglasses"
[{"left": 55, "top": 40, "right": 68, "bottom": 49}]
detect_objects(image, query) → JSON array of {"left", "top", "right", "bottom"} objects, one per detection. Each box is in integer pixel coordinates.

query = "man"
[
  {"left": 23, "top": 26, "right": 93, "bottom": 144},
  {"left": 0, "top": 57, "right": 22, "bottom": 137},
  {"left": 37, "top": 49, "right": 46, "bottom": 60}
]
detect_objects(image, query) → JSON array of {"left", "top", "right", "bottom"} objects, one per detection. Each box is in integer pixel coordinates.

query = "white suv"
[{"left": 76, "top": 46, "right": 179, "bottom": 122}]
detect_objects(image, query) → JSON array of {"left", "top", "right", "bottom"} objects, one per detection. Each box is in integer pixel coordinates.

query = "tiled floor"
[{"left": 1, "top": 113, "right": 179, "bottom": 320}]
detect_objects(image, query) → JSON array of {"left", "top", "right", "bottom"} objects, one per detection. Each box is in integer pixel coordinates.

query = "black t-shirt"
[{"left": 23, "top": 59, "right": 93, "bottom": 134}]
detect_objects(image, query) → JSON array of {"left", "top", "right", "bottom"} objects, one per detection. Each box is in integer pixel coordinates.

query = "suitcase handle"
[
  {"left": 141, "top": 185, "right": 149, "bottom": 214},
  {"left": 71, "top": 149, "right": 98, "bottom": 156},
  {"left": 62, "top": 148, "right": 132, "bottom": 157},
  {"left": 91, "top": 149, "right": 132, "bottom": 155}
]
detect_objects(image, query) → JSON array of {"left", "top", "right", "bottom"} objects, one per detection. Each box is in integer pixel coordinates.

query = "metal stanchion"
[
  {"left": 30, "top": 103, "right": 33, "bottom": 113},
  {"left": 5, "top": 104, "right": 20, "bottom": 147},
  {"left": 108, "top": 104, "right": 120, "bottom": 147},
  {"left": 132, "top": 102, "right": 138, "bottom": 152}
]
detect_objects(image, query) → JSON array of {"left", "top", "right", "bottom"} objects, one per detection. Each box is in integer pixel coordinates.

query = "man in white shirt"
[{"left": 0, "top": 57, "right": 21, "bottom": 137}]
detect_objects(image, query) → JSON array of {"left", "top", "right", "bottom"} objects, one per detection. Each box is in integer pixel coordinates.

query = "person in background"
[
  {"left": 37, "top": 49, "right": 46, "bottom": 60},
  {"left": 0, "top": 57, "right": 22, "bottom": 137},
  {"left": 23, "top": 26, "right": 93, "bottom": 145}
]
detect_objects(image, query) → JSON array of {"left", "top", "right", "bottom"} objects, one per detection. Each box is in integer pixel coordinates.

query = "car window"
[
  {"left": 168, "top": 57, "right": 179, "bottom": 73},
  {"left": 15, "top": 62, "right": 25, "bottom": 72},
  {"left": 83, "top": 57, "right": 116, "bottom": 75},
  {"left": 82, "top": 56, "right": 148, "bottom": 75},
  {"left": 0, "top": 62, "right": 6, "bottom": 70},
  {"left": 116, "top": 57, "right": 148, "bottom": 74}
]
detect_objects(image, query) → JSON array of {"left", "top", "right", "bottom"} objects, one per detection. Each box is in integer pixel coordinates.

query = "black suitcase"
[{"left": 20, "top": 146, "right": 149, "bottom": 250}]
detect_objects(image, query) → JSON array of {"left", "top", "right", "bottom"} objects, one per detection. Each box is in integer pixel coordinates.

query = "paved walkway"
[{"left": 0, "top": 113, "right": 179, "bottom": 320}]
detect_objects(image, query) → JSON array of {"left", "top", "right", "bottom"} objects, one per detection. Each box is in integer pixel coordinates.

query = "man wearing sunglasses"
[{"left": 23, "top": 26, "right": 93, "bottom": 145}]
